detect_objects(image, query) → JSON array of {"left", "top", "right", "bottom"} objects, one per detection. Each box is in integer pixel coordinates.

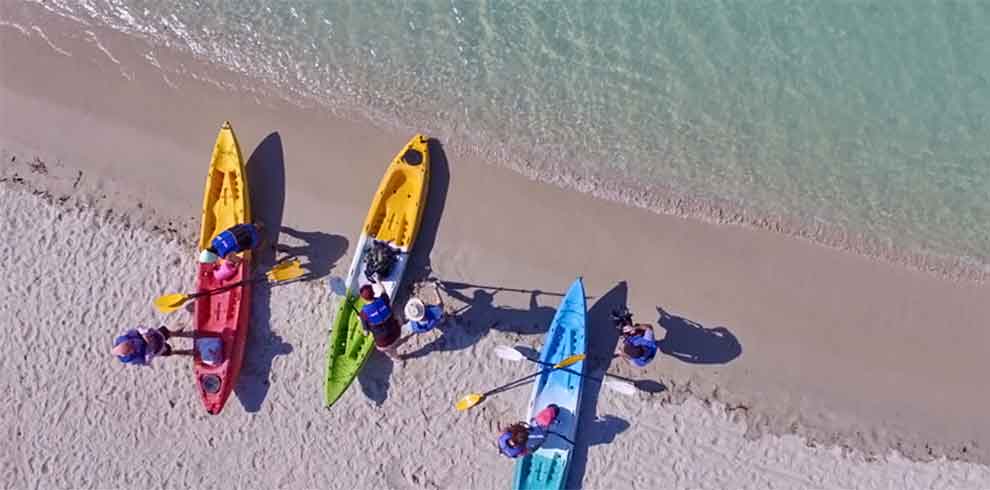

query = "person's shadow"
[
  {"left": 655, "top": 306, "right": 742, "bottom": 364},
  {"left": 356, "top": 350, "right": 395, "bottom": 406},
  {"left": 400, "top": 281, "right": 558, "bottom": 360},
  {"left": 236, "top": 132, "right": 293, "bottom": 412},
  {"left": 567, "top": 281, "right": 633, "bottom": 489},
  {"left": 276, "top": 226, "right": 348, "bottom": 281}
]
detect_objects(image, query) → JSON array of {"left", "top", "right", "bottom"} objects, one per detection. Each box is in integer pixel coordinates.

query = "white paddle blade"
[
  {"left": 494, "top": 345, "right": 526, "bottom": 362},
  {"left": 605, "top": 379, "right": 637, "bottom": 396}
]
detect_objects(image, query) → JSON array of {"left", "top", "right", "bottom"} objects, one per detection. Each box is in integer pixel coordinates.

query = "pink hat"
[{"left": 213, "top": 260, "right": 238, "bottom": 281}]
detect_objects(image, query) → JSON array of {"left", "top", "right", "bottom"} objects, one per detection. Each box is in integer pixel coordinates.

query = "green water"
[{"left": 35, "top": 1, "right": 990, "bottom": 268}]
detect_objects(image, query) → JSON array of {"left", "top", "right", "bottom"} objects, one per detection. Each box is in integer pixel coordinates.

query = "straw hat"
[{"left": 404, "top": 298, "right": 426, "bottom": 322}]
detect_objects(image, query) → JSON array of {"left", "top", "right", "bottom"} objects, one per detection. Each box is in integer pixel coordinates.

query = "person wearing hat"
[
  {"left": 403, "top": 297, "right": 448, "bottom": 334},
  {"left": 198, "top": 221, "right": 266, "bottom": 281},
  {"left": 357, "top": 283, "right": 404, "bottom": 361},
  {"left": 497, "top": 404, "right": 561, "bottom": 458},
  {"left": 616, "top": 322, "right": 658, "bottom": 367},
  {"left": 111, "top": 324, "right": 190, "bottom": 366}
]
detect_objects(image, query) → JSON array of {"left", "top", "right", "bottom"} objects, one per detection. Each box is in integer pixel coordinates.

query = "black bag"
[{"left": 364, "top": 240, "right": 398, "bottom": 281}]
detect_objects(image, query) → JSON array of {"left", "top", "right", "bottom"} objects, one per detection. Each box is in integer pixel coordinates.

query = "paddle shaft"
[
  {"left": 482, "top": 356, "right": 585, "bottom": 398},
  {"left": 483, "top": 370, "right": 545, "bottom": 398},
  {"left": 524, "top": 355, "right": 619, "bottom": 385},
  {"left": 189, "top": 274, "right": 267, "bottom": 299}
]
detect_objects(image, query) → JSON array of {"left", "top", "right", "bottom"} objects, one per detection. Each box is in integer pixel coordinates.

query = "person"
[
  {"left": 497, "top": 404, "right": 560, "bottom": 458},
  {"left": 199, "top": 222, "right": 265, "bottom": 280},
  {"left": 358, "top": 283, "right": 404, "bottom": 361},
  {"left": 612, "top": 308, "right": 658, "bottom": 367},
  {"left": 403, "top": 282, "right": 450, "bottom": 334},
  {"left": 112, "top": 325, "right": 186, "bottom": 366}
]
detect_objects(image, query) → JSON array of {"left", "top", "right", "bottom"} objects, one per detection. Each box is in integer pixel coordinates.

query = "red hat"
[{"left": 359, "top": 284, "right": 375, "bottom": 300}]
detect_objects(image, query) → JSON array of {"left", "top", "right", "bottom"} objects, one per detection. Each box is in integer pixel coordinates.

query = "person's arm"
[{"left": 358, "top": 311, "right": 371, "bottom": 331}]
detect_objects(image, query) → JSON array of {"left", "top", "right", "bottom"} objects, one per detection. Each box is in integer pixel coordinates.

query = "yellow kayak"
[{"left": 324, "top": 134, "right": 431, "bottom": 407}]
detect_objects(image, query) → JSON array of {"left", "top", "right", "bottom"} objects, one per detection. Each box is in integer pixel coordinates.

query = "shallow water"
[{"left": 28, "top": 0, "right": 990, "bottom": 268}]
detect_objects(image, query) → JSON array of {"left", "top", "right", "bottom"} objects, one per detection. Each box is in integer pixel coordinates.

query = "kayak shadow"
[
  {"left": 234, "top": 327, "right": 293, "bottom": 413},
  {"left": 236, "top": 132, "right": 291, "bottom": 413},
  {"left": 404, "top": 138, "right": 450, "bottom": 289},
  {"left": 357, "top": 350, "right": 394, "bottom": 406},
  {"left": 655, "top": 306, "right": 742, "bottom": 364},
  {"left": 275, "top": 226, "right": 349, "bottom": 281},
  {"left": 400, "top": 281, "right": 558, "bottom": 361},
  {"left": 246, "top": 132, "right": 286, "bottom": 268},
  {"left": 567, "top": 281, "right": 628, "bottom": 490}
]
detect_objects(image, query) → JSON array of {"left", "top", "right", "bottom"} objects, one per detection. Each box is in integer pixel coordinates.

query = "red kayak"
[{"left": 193, "top": 122, "right": 252, "bottom": 415}]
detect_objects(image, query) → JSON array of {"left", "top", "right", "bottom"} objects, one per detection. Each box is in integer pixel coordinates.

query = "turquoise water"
[{"left": 36, "top": 1, "right": 990, "bottom": 270}]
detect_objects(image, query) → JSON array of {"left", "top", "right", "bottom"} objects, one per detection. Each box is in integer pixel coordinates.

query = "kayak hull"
[
  {"left": 513, "top": 278, "right": 587, "bottom": 490},
  {"left": 324, "top": 135, "right": 430, "bottom": 407},
  {"left": 193, "top": 121, "right": 251, "bottom": 415}
]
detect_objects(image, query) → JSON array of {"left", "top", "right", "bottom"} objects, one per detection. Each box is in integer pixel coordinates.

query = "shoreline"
[
  {"left": 3, "top": 2, "right": 990, "bottom": 473},
  {"left": 13, "top": 1, "right": 989, "bottom": 283}
]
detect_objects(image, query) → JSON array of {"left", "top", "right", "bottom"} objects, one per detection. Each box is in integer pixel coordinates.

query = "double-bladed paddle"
[
  {"left": 455, "top": 353, "right": 587, "bottom": 411},
  {"left": 493, "top": 345, "right": 636, "bottom": 395},
  {"left": 153, "top": 259, "right": 304, "bottom": 313}
]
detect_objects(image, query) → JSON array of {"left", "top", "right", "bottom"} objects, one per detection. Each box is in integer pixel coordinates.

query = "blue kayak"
[{"left": 513, "top": 277, "right": 587, "bottom": 490}]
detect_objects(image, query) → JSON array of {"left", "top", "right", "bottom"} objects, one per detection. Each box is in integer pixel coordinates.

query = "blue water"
[{"left": 34, "top": 1, "right": 990, "bottom": 271}]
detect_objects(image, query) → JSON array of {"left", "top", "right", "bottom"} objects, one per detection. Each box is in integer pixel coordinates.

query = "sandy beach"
[{"left": 2, "top": 3, "right": 989, "bottom": 489}]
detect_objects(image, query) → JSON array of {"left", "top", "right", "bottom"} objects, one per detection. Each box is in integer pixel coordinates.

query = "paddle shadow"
[
  {"left": 404, "top": 138, "right": 450, "bottom": 290},
  {"left": 236, "top": 132, "right": 292, "bottom": 413},
  {"left": 400, "top": 280, "right": 558, "bottom": 361},
  {"left": 567, "top": 281, "right": 629, "bottom": 490},
  {"left": 356, "top": 349, "right": 395, "bottom": 406},
  {"left": 276, "top": 226, "right": 349, "bottom": 281},
  {"left": 655, "top": 306, "right": 742, "bottom": 365}
]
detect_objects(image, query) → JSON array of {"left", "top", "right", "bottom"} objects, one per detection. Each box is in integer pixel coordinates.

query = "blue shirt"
[
  {"left": 114, "top": 330, "right": 148, "bottom": 366},
  {"left": 626, "top": 329, "right": 658, "bottom": 367},
  {"left": 498, "top": 432, "right": 526, "bottom": 458}
]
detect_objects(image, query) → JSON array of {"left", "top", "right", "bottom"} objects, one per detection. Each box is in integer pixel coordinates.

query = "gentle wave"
[{"left": 26, "top": 0, "right": 990, "bottom": 279}]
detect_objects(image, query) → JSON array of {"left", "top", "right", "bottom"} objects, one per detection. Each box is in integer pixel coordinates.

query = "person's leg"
[
  {"left": 378, "top": 343, "right": 402, "bottom": 361},
  {"left": 166, "top": 346, "right": 194, "bottom": 356},
  {"left": 162, "top": 323, "right": 194, "bottom": 338}
]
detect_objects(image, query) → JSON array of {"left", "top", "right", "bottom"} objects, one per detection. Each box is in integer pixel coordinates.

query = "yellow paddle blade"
[
  {"left": 455, "top": 393, "right": 483, "bottom": 411},
  {"left": 553, "top": 353, "right": 586, "bottom": 369},
  {"left": 154, "top": 293, "right": 189, "bottom": 313},
  {"left": 267, "top": 259, "right": 304, "bottom": 282}
]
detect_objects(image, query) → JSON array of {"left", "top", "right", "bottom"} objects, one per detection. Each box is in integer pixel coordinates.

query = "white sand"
[{"left": 2, "top": 184, "right": 989, "bottom": 489}]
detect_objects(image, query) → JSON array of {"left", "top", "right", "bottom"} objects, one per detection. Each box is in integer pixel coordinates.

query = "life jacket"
[
  {"left": 498, "top": 432, "right": 526, "bottom": 458},
  {"left": 211, "top": 223, "right": 259, "bottom": 258},
  {"left": 626, "top": 334, "right": 658, "bottom": 367},
  {"left": 361, "top": 297, "right": 392, "bottom": 326}
]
